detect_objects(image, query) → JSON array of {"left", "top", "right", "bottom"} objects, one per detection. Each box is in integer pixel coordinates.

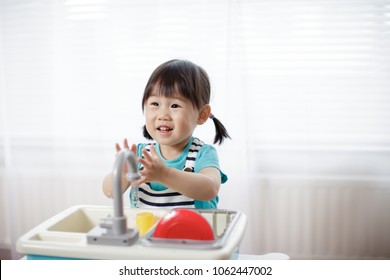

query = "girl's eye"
[
  {"left": 151, "top": 102, "right": 159, "bottom": 106},
  {"left": 171, "top": 104, "right": 180, "bottom": 108}
]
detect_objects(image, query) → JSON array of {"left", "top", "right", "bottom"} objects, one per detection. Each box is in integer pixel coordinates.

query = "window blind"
[
  {"left": 0, "top": 0, "right": 389, "bottom": 162},
  {"left": 235, "top": 0, "right": 390, "bottom": 150}
]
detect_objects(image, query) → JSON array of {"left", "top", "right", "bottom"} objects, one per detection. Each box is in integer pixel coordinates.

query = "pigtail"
[{"left": 210, "top": 115, "right": 231, "bottom": 145}]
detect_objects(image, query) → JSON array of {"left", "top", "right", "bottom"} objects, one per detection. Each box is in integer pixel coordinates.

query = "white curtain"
[{"left": 1, "top": 0, "right": 390, "bottom": 259}]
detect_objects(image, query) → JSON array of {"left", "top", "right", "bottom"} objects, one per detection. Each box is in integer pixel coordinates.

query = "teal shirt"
[{"left": 135, "top": 137, "right": 227, "bottom": 209}]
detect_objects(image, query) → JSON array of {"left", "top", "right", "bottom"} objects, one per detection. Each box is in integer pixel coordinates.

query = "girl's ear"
[{"left": 197, "top": 104, "right": 211, "bottom": 125}]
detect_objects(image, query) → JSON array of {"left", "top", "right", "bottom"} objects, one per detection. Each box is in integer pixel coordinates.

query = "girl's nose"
[{"left": 157, "top": 109, "right": 171, "bottom": 120}]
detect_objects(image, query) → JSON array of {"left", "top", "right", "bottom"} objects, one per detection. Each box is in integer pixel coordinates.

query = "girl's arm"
[{"left": 132, "top": 144, "right": 221, "bottom": 201}]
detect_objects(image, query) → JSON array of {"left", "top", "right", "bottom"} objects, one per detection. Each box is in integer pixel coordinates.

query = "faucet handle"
[{"left": 99, "top": 216, "right": 113, "bottom": 230}]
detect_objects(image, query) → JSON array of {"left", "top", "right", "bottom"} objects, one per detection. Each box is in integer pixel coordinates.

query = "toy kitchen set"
[{"left": 16, "top": 149, "right": 248, "bottom": 260}]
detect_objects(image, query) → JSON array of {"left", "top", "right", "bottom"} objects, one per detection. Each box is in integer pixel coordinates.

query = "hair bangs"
[{"left": 142, "top": 60, "right": 204, "bottom": 110}]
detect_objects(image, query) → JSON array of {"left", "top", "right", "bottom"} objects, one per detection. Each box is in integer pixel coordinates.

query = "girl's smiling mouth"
[{"left": 157, "top": 126, "right": 173, "bottom": 132}]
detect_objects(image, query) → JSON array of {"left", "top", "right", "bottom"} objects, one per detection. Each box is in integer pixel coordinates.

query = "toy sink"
[{"left": 16, "top": 205, "right": 247, "bottom": 260}]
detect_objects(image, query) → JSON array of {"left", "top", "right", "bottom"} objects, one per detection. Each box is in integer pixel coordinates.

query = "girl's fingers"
[
  {"left": 137, "top": 158, "right": 149, "bottom": 172},
  {"left": 116, "top": 139, "right": 133, "bottom": 153},
  {"left": 131, "top": 144, "right": 137, "bottom": 155},
  {"left": 142, "top": 148, "right": 152, "bottom": 160},
  {"left": 115, "top": 143, "right": 121, "bottom": 153},
  {"left": 150, "top": 144, "right": 157, "bottom": 156},
  {"left": 123, "top": 138, "right": 130, "bottom": 149}
]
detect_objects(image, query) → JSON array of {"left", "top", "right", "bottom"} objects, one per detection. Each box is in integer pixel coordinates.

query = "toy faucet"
[{"left": 87, "top": 149, "right": 141, "bottom": 246}]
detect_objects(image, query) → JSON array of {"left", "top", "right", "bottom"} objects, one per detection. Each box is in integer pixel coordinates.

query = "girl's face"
[{"left": 144, "top": 90, "right": 201, "bottom": 157}]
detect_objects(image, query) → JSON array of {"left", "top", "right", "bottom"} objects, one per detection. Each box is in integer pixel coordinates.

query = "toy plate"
[{"left": 153, "top": 209, "right": 214, "bottom": 241}]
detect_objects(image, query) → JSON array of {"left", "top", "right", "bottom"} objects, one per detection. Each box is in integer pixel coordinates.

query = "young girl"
[{"left": 102, "top": 59, "right": 230, "bottom": 208}]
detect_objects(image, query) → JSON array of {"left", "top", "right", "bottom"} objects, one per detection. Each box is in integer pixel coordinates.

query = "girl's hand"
[
  {"left": 115, "top": 138, "right": 136, "bottom": 155},
  {"left": 133, "top": 144, "right": 167, "bottom": 185}
]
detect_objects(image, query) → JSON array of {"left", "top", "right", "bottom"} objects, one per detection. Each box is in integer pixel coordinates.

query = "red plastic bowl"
[{"left": 153, "top": 209, "right": 215, "bottom": 241}]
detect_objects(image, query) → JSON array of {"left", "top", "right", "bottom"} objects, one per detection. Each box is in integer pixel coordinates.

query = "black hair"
[{"left": 141, "top": 59, "right": 230, "bottom": 144}]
